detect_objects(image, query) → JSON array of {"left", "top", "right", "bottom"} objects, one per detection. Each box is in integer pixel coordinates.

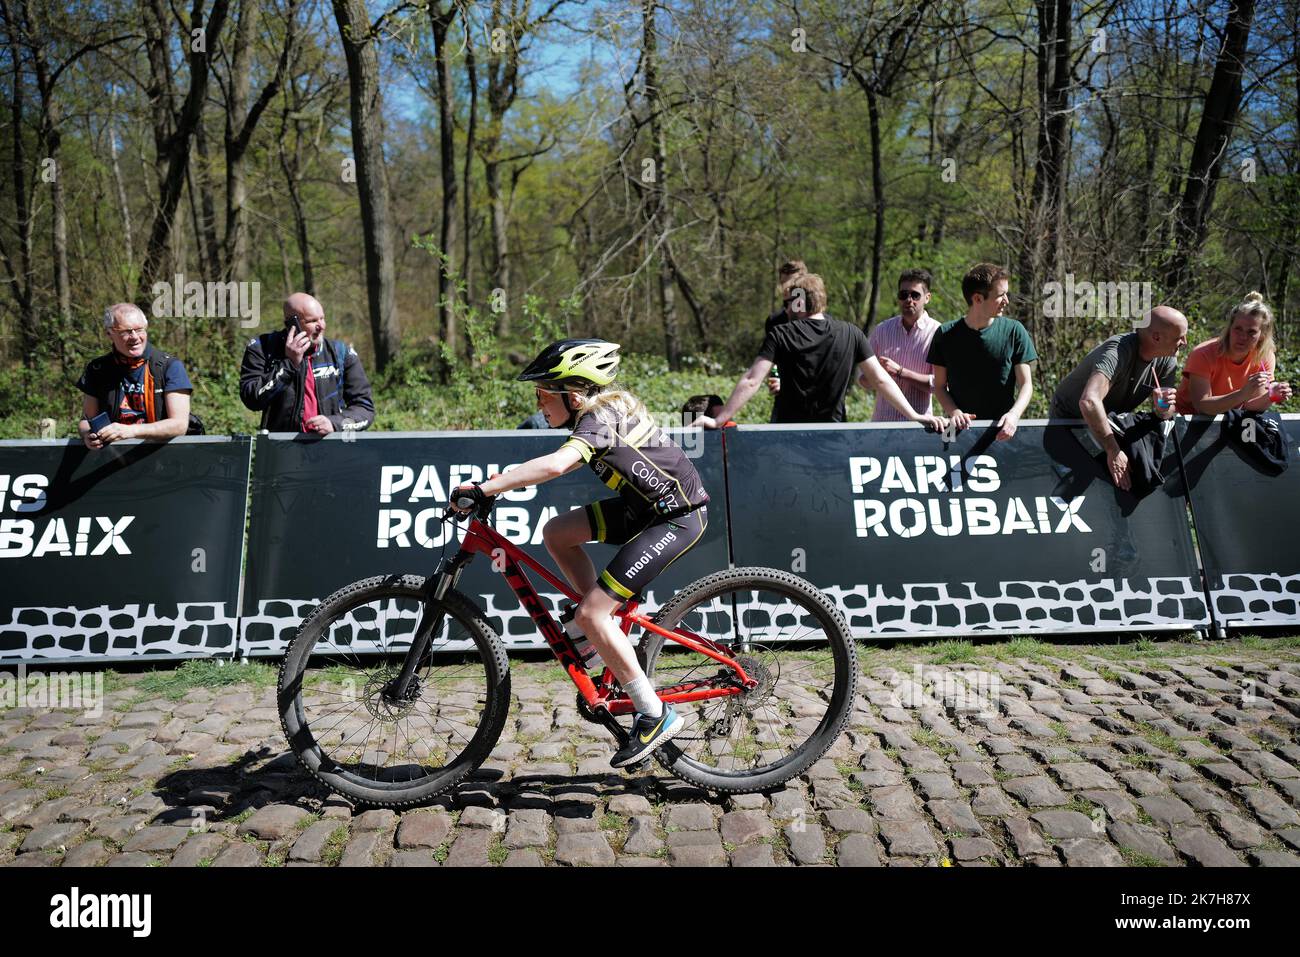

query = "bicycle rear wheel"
[
  {"left": 639, "top": 566, "right": 856, "bottom": 794},
  {"left": 278, "top": 575, "right": 510, "bottom": 808}
]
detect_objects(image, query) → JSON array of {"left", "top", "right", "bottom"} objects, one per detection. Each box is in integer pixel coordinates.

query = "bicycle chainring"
[{"left": 576, "top": 691, "right": 604, "bottom": 724}]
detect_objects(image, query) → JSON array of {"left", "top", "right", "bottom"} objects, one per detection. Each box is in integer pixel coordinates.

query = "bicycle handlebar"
[{"left": 443, "top": 486, "right": 498, "bottom": 522}]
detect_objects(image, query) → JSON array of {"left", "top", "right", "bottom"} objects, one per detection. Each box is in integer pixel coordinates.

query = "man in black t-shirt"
[{"left": 697, "top": 273, "right": 947, "bottom": 430}]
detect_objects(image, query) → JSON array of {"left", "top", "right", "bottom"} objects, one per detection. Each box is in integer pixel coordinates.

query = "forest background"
[{"left": 1, "top": 0, "right": 1296, "bottom": 436}]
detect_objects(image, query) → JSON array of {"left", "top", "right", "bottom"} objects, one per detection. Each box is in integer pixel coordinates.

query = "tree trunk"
[
  {"left": 483, "top": 11, "right": 512, "bottom": 340},
  {"left": 865, "top": 85, "right": 884, "bottom": 330},
  {"left": 1278, "top": 9, "right": 1300, "bottom": 328},
  {"left": 139, "top": 0, "right": 232, "bottom": 299},
  {"left": 430, "top": 1, "right": 459, "bottom": 356},
  {"left": 1, "top": 0, "right": 36, "bottom": 364},
  {"left": 642, "top": 0, "right": 680, "bottom": 369},
  {"left": 461, "top": 3, "right": 477, "bottom": 328},
  {"left": 106, "top": 102, "right": 136, "bottom": 276},
  {"left": 1165, "top": 0, "right": 1258, "bottom": 293},
  {"left": 23, "top": 0, "right": 70, "bottom": 338},
  {"left": 332, "top": 0, "right": 399, "bottom": 371},
  {"left": 1020, "top": 0, "right": 1071, "bottom": 355},
  {"left": 224, "top": 0, "right": 295, "bottom": 282},
  {"left": 191, "top": 120, "right": 220, "bottom": 278},
  {"left": 223, "top": 0, "right": 257, "bottom": 281},
  {"left": 486, "top": 158, "right": 509, "bottom": 336},
  {"left": 278, "top": 111, "right": 315, "bottom": 292}
]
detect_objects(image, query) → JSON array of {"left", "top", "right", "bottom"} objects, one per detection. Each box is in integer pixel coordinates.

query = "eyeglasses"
[
  {"left": 898, "top": 290, "right": 924, "bottom": 301},
  {"left": 110, "top": 326, "right": 147, "bottom": 340}
]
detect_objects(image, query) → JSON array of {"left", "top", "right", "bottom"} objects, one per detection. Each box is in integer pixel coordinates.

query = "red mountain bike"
[{"left": 278, "top": 494, "right": 857, "bottom": 807}]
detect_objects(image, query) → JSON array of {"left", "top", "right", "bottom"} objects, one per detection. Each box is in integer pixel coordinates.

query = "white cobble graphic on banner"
[{"left": 0, "top": 603, "right": 238, "bottom": 661}]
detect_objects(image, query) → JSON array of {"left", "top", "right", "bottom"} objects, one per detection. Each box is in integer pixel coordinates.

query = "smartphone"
[
  {"left": 89, "top": 411, "right": 111, "bottom": 433},
  {"left": 285, "top": 311, "right": 315, "bottom": 357}
]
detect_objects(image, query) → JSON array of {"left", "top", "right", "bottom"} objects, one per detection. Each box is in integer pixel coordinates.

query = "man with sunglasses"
[{"left": 863, "top": 269, "right": 940, "bottom": 422}]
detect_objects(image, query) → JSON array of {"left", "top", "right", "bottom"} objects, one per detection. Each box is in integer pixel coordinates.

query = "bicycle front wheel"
[
  {"left": 640, "top": 566, "right": 857, "bottom": 794},
  {"left": 278, "top": 575, "right": 511, "bottom": 808}
]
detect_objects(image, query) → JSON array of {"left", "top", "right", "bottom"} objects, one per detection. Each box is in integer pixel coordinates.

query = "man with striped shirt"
[{"left": 862, "top": 269, "right": 939, "bottom": 422}]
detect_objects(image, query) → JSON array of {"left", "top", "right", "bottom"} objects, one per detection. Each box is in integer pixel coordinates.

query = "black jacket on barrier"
[
  {"left": 239, "top": 330, "right": 375, "bottom": 433},
  {"left": 1221, "top": 410, "right": 1289, "bottom": 475},
  {"left": 1106, "top": 411, "right": 1170, "bottom": 498}
]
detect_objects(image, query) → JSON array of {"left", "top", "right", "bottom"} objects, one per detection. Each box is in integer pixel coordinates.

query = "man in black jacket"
[{"left": 240, "top": 292, "right": 375, "bottom": 434}]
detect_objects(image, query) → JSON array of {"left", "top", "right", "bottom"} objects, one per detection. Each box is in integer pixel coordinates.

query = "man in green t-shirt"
[{"left": 926, "top": 263, "right": 1038, "bottom": 439}]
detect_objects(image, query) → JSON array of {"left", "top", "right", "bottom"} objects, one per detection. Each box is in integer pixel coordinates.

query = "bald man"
[
  {"left": 1051, "top": 305, "right": 1188, "bottom": 490},
  {"left": 239, "top": 292, "right": 375, "bottom": 434}
]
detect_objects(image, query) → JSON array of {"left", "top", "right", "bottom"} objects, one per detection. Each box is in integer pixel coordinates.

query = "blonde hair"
[
  {"left": 570, "top": 387, "right": 651, "bottom": 428},
  {"left": 1218, "top": 291, "right": 1275, "bottom": 367}
]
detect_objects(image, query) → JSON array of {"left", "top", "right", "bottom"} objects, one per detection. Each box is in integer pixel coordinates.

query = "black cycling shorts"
[{"left": 584, "top": 497, "right": 708, "bottom": 601}]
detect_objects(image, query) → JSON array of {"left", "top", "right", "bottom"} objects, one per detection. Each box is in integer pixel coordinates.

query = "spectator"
[
  {"left": 765, "top": 259, "right": 811, "bottom": 411},
  {"left": 681, "top": 393, "right": 727, "bottom": 426},
  {"left": 240, "top": 292, "right": 375, "bottom": 434},
  {"left": 519, "top": 410, "right": 550, "bottom": 428},
  {"left": 1175, "top": 291, "right": 1292, "bottom": 414},
  {"left": 765, "top": 260, "right": 809, "bottom": 335},
  {"left": 862, "top": 268, "right": 939, "bottom": 422},
  {"left": 1051, "top": 305, "right": 1188, "bottom": 491},
  {"left": 697, "top": 273, "right": 946, "bottom": 431},
  {"left": 76, "top": 303, "right": 192, "bottom": 449},
  {"left": 927, "top": 263, "right": 1037, "bottom": 440}
]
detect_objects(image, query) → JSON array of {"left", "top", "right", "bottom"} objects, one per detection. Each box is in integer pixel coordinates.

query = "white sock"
[{"left": 623, "top": 675, "right": 663, "bottom": 718}]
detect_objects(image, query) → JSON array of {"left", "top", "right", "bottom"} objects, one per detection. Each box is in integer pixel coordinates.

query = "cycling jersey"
[{"left": 561, "top": 408, "right": 709, "bottom": 517}]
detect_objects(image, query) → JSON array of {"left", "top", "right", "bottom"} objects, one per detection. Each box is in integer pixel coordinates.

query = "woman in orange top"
[{"left": 1175, "top": 291, "right": 1293, "bottom": 414}]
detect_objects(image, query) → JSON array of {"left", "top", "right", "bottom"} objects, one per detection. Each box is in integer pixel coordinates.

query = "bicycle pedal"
[{"left": 622, "top": 757, "right": 653, "bottom": 773}]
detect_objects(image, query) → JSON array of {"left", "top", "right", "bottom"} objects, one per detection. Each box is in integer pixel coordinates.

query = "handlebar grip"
[{"left": 454, "top": 494, "right": 479, "bottom": 511}]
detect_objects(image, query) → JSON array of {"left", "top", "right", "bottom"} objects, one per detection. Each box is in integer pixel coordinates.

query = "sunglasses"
[{"left": 897, "top": 290, "right": 924, "bottom": 301}]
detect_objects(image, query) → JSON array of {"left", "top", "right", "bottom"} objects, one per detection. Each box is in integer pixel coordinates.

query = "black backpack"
[{"left": 96, "top": 346, "right": 204, "bottom": 435}]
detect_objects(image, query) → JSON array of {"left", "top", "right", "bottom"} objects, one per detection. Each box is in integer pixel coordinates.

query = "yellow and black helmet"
[{"left": 517, "top": 338, "right": 620, "bottom": 388}]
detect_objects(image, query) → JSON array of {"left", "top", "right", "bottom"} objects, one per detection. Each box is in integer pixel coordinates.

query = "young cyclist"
[{"left": 448, "top": 339, "right": 706, "bottom": 767}]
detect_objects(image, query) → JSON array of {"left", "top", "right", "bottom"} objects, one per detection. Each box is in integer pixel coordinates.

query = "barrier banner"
[
  {"left": 240, "top": 429, "right": 729, "bottom": 654},
  {"left": 1175, "top": 412, "right": 1300, "bottom": 629},
  {"left": 724, "top": 419, "right": 1208, "bottom": 637},
  {"left": 0, "top": 436, "right": 252, "bottom": 662}
]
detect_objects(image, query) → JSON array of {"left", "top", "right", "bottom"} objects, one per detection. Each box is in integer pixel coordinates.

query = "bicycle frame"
[{"left": 427, "top": 512, "right": 754, "bottom": 720}]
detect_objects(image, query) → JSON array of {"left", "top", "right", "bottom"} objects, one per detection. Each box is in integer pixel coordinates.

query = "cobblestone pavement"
[{"left": 3, "top": 643, "right": 1300, "bottom": 867}]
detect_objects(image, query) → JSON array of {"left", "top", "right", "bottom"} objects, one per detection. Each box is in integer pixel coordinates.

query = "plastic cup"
[{"left": 1271, "top": 382, "right": 1286, "bottom": 403}]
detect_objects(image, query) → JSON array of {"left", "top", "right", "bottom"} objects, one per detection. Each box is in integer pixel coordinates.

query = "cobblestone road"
[{"left": 3, "top": 640, "right": 1299, "bottom": 867}]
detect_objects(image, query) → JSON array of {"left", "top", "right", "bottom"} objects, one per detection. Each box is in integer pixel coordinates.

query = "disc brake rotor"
[
  {"left": 703, "top": 650, "right": 777, "bottom": 737},
  {"left": 365, "top": 668, "right": 420, "bottom": 721}
]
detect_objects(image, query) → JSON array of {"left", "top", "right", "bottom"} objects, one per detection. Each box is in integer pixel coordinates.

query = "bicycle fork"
[{"left": 385, "top": 550, "right": 472, "bottom": 701}]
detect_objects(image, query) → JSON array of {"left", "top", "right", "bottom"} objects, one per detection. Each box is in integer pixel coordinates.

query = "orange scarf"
[{"left": 114, "top": 352, "right": 156, "bottom": 422}]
